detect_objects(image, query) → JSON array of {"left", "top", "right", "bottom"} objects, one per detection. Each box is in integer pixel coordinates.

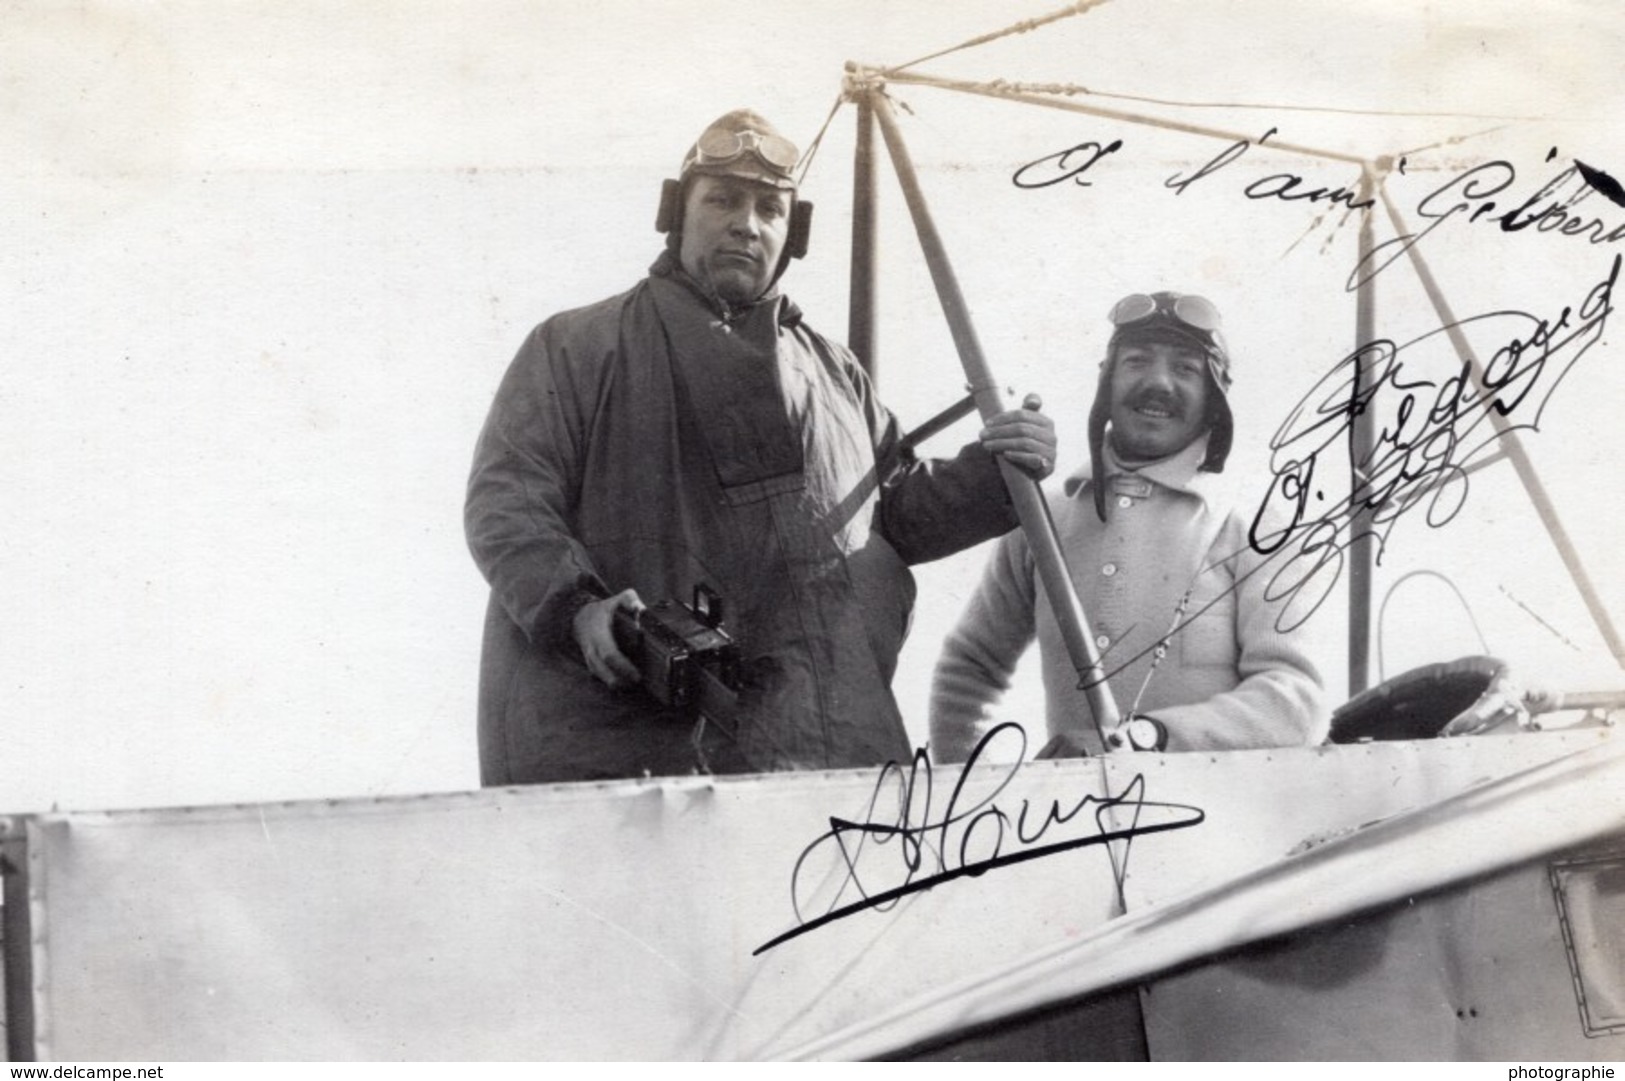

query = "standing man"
[
  {"left": 466, "top": 109, "right": 1056, "bottom": 784},
  {"left": 930, "top": 292, "right": 1328, "bottom": 761}
]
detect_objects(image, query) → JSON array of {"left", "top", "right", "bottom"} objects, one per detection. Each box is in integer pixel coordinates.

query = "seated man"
[
  {"left": 465, "top": 108, "right": 1056, "bottom": 784},
  {"left": 930, "top": 291, "right": 1329, "bottom": 760}
]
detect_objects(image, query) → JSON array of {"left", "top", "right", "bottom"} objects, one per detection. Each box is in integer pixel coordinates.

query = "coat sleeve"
[
  {"left": 1149, "top": 513, "right": 1332, "bottom": 751},
  {"left": 464, "top": 318, "right": 608, "bottom": 647},
  {"left": 839, "top": 356, "right": 1019, "bottom": 564},
  {"left": 927, "top": 530, "right": 1040, "bottom": 763}
]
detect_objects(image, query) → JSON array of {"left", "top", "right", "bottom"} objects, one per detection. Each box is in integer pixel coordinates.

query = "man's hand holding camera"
[{"left": 573, "top": 588, "right": 645, "bottom": 690}]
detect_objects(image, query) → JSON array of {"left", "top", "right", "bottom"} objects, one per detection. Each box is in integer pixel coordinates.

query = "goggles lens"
[
  {"left": 1108, "top": 293, "right": 1223, "bottom": 334},
  {"left": 693, "top": 128, "right": 800, "bottom": 175}
]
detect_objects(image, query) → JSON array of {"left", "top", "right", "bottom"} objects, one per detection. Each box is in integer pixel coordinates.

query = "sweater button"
[
  {"left": 1102, "top": 563, "right": 1117, "bottom": 577},
  {"left": 1117, "top": 495, "right": 1133, "bottom": 509},
  {"left": 1095, "top": 634, "right": 1111, "bottom": 649}
]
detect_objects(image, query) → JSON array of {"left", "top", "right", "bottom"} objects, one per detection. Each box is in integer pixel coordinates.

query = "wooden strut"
[
  {"left": 1380, "top": 188, "right": 1625, "bottom": 670},
  {"left": 1349, "top": 166, "right": 1379, "bottom": 694},
  {"left": 862, "top": 83, "right": 1122, "bottom": 737},
  {"left": 2, "top": 819, "right": 36, "bottom": 1061},
  {"left": 847, "top": 92, "right": 879, "bottom": 378}
]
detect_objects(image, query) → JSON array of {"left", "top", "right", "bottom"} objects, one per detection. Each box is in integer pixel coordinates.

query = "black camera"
[{"left": 612, "top": 585, "right": 741, "bottom": 710}]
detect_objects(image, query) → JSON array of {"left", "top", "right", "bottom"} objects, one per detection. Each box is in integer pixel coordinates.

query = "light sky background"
[{"left": 3, "top": 0, "right": 1623, "bottom": 812}]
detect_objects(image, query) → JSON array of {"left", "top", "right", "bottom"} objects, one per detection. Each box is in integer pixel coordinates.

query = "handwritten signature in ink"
[
  {"left": 1013, "top": 130, "right": 1625, "bottom": 287},
  {"left": 1061, "top": 253, "right": 1618, "bottom": 694},
  {"left": 1352, "top": 161, "right": 1625, "bottom": 289},
  {"left": 1248, "top": 252, "right": 1619, "bottom": 627},
  {"left": 753, "top": 722, "right": 1205, "bottom": 955}
]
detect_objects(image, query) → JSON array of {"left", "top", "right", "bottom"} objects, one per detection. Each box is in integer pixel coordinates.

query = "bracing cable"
[
  {"left": 794, "top": 91, "right": 848, "bottom": 187},
  {"left": 885, "top": 0, "right": 1113, "bottom": 76},
  {"left": 1376, "top": 569, "right": 1492, "bottom": 682}
]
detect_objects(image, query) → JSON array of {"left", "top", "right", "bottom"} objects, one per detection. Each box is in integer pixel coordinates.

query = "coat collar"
[{"left": 649, "top": 249, "right": 801, "bottom": 328}]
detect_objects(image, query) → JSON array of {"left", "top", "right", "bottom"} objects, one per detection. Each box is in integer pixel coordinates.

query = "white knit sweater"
[{"left": 929, "top": 436, "right": 1331, "bottom": 761}]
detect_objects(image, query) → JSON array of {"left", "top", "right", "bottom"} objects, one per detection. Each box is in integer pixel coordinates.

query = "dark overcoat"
[{"left": 466, "top": 256, "right": 1014, "bottom": 783}]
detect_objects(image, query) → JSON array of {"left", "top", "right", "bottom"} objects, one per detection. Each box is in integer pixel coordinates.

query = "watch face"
[{"left": 1128, "top": 717, "right": 1162, "bottom": 752}]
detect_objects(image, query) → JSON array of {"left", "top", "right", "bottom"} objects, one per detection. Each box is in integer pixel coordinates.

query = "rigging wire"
[
  {"left": 1393, "top": 125, "right": 1508, "bottom": 162},
  {"left": 1376, "top": 569, "right": 1492, "bottom": 682},
  {"left": 795, "top": 90, "right": 849, "bottom": 187},
  {"left": 873, "top": 70, "right": 1367, "bottom": 165},
  {"left": 877, "top": 0, "right": 1550, "bottom": 124},
  {"left": 1280, "top": 128, "right": 1497, "bottom": 261},
  {"left": 886, "top": 0, "right": 1113, "bottom": 76},
  {"left": 942, "top": 79, "right": 1555, "bottom": 124},
  {"left": 1498, "top": 584, "right": 1585, "bottom": 654}
]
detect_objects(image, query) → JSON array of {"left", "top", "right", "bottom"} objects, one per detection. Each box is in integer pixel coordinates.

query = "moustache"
[{"left": 1128, "top": 390, "right": 1184, "bottom": 416}]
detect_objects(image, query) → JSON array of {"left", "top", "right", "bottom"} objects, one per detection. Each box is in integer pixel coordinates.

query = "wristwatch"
[{"left": 1107, "top": 715, "right": 1168, "bottom": 753}]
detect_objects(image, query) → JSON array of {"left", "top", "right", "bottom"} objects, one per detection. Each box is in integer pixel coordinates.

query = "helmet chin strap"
[{"left": 764, "top": 242, "right": 795, "bottom": 293}]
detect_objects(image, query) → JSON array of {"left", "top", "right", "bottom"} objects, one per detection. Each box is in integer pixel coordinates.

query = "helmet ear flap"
[
  {"left": 1087, "top": 356, "right": 1113, "bottom": 521},
  {"left": 655, "top": 178, "right": 683, "bottom": 234},
  {"left": 1200, "top": 363, "right": 1235, "bottom": 472},
  {"left": 785, "top": 200, "right": 813, "bottom": 260}
]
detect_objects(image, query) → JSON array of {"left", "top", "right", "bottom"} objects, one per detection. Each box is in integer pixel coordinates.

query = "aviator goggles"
[
  {"left": 685, "top": 128, "right": 800, "bottom": 183},
  {"left": 1108, "top": 292, "right": 1223, "bottom": 334}
]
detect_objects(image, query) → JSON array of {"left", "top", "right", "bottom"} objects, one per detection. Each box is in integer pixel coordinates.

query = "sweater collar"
[{"left": 1063, "top": 432, "right": 1219, "bottom": 506}]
